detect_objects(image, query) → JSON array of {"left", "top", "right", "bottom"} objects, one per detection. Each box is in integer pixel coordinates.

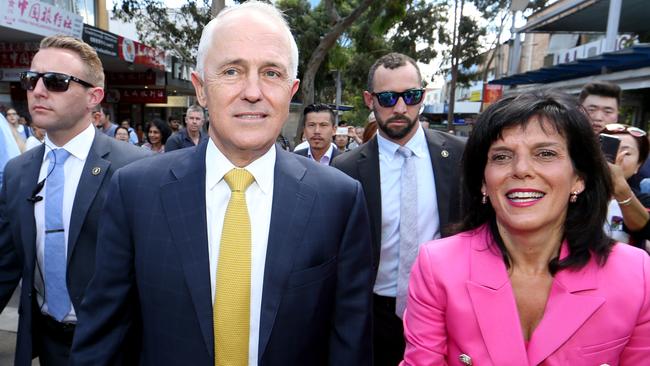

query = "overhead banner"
[{"left": 0, "top": 0, "right": 83, "bottom": 38}]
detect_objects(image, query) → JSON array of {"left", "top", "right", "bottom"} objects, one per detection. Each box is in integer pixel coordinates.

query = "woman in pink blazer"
[{"left": 402, "top": 91, "right": 650, "bottom": 366}]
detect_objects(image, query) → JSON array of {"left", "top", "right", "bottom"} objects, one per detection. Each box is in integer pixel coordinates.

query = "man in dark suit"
[
  {"left": 332, "top": 52, "right": 465, "bottom": 366},
  {"left": 70, "top": 2, "right": 373, "bottom": 366},
  {"left": 294, "top": 103, "right": 341, "bottom": 165},
  {"left": 0, "top": 35, "right": 149, "bottom": 366}
]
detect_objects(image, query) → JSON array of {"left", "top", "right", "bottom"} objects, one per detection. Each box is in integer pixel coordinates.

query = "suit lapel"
[
  {"left": 160, "top": 142, "right": 213, "bottom": 358},
  {"left": 356, "top": 138, "right": 382, "bottom": 262},
  {"left": 526, "top": 246, "right": 604, "bottom": 365},
  {"left": 466, "top": 228, "right": 529, "bottom": 365},
  {"left": 258, "top": 150, "right": 315, "bottom": 361},
  {"left": 19, "top": 145, "right": 45, "bottom": 268},
  {"left": 425, "top": 129, "right": 453, "bottom": 227},
  {"left": 67, "top": 131, "right": 111, "bottom": 259}
]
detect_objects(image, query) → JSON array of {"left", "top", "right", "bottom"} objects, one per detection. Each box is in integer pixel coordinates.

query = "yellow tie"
[{"left": 214, "top": 168, "right": 255, "bottom": 366}]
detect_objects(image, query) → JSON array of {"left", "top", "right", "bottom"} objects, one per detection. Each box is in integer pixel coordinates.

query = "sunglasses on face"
[
  {"left": 604, "top": 123, "right": 647, "bottom": 137},
  {"left": 372, "top": 89, "right": 424, "bottom": 108},
  {"left": 20, "top": 71, "right": 94, "bottom": 92}
]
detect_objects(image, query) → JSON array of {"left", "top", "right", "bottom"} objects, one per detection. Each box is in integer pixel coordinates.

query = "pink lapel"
[
  {"left": 526, "top": 244, "right": 605, "bottom": 365},
  {"left": 466, "top": 228, "right": 529, "bottom": 365}
]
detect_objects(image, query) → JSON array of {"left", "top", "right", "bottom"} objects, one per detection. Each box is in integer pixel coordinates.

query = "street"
[{"left": 0, "top": 288, "right": 39, "bottom": 365}]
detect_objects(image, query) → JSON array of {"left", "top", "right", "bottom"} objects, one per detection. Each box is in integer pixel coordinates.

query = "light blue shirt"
[{"left": 374, "top": 125, "right": 440, "bottom": 296}]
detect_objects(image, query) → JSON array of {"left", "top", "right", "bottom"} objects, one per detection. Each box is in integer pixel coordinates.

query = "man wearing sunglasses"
[
  {"left": 0, "top": 35, "right": 149, "bottom": 366},
  {"left": 332, "top": 52, "right": 466, "bottom": 366}
]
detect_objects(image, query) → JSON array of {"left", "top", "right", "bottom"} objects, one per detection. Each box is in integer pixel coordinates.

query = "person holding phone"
[{"left": 600, "top": 123, "right": 650, "bottom": 252}]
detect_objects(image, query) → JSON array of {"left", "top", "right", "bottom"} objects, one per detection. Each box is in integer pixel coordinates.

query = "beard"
[{"left": 374, "top": 111, "right": 418, "bottom": 141}]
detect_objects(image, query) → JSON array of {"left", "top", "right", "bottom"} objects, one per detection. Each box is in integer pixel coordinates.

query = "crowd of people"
[{"left": 0, "top": 1, "right": 648, "bottom": 365}]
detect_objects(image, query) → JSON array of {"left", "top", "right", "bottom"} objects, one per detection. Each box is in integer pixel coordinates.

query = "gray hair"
[
  {"left": 186, "top": 104, "right": 204, "bottom": 118},
  {"left": 195, "top": 1, "right": 299, "bottom": 80}
]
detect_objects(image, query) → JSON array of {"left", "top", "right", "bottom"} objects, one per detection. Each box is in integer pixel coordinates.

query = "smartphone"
[{"left": 599, "top": 133, "right": 621, "bottom": 163}]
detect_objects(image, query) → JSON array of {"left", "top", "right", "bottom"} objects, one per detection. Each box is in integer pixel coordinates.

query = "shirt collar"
[
  {"left": 377, "top": 124, "right": 427, "bottom": 161},
  {"left": 205, "top": 139, "right": 276, "bottom": 195},
  {"left": 43, "top": 122, "right": 95, "bottom": 162},
  {"left": 307, "top": 144, "right": 334, "bottom": 161}
]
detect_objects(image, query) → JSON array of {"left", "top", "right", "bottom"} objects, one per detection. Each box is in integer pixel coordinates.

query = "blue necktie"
[{"left": 44, "top": 148, "right": 71, "bottom": 321}]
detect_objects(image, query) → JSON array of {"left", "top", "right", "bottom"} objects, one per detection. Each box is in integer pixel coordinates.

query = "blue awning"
[{"left": 490, "top": 44, "right": 650, "bottom": 86}]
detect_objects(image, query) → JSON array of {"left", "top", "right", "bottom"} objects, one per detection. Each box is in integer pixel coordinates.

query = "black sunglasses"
[
  {"left": 372, "top": 89, "right": 424, "bottom": 108},
  {"left": 20, "top": 71, "right": 95, "bottom": 92}
]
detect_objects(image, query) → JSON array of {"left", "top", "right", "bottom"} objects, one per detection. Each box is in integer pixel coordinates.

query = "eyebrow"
[
  {"left": 489, "top": 141, "right": 565, "bottom": 151},
  {"left": 218, "top": 58, "right": 288, "bottom": 73}
]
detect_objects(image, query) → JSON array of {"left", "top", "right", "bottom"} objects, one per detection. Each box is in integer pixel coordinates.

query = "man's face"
[
  {"left": 304, "top": 111, "right": 335, "bottom": 152},
  {"left": 363, "top": 64, "right": 423, "bottom": 145},
  {"left": 581, "top": 95, "right": 618, "bottom": 134},
  {"left": 5, "top": 109, "right": 18, "bottom": 125},
  {"left": 185, "top": 111, "right": 204, "bottom": 134},
  {"left": 191, "top": 13, "right": 300, "bottom": 163},
  {"left": 28, "top": 48, "right": 102, "bottom": 135},
  {"left": 334, "top": 134, "right": 349, "bottom": 149}
]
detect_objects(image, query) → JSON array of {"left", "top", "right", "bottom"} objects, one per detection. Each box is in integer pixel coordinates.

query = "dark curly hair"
[{"left": 459, "top": 90, "right": 614, "bottom": 274}]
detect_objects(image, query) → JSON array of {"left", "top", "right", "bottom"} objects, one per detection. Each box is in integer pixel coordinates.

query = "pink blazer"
[{"left": 401, "top": 225, "right": 650, "bottom": 366}]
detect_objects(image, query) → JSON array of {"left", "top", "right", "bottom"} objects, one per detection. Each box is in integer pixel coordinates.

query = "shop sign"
[
  {"left": 0, "top": 0, "right": 83, "bottom": 38},
  {"left": 82, "top": 25, "right": 118, "bottom": 58},
  {"left": 171, "top": 57, "right": 193, "bottom": 82},
  {"left": 481, "top": 84, "right": 503, "bottom": 111},
  {"left": 0, "top": 42, "right": 39, "bottom": 68},
  {"left": 117, "top": 36, "right": 165, "bottom": 70},
  {"left": 105, "top": 88, "right": 166, "bottom": 104},
  {"left": 106, "top": 72, "right": 156, "bottom": 86}
]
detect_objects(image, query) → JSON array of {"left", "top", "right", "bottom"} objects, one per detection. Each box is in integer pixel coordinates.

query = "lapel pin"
[
  {"left": 459, "top": 354, "right": 472, "bottom": 365},
  {"left": 91, "top": 167, "right": 101, "bottom": 176},
  {"left": 441, "top": 150, "right": 449, "bottom": 158}
]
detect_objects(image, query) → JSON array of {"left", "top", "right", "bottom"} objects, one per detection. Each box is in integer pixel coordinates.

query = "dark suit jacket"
[
  {"left": 0, "top": 131, "right": 150, "bottom": 366},
  {"left": 70, "top": 142, "right": 374, "bottom": 365},
  {"left": 294, "top": 146, "right": 341, "bottom": 165},
  {"left": 331, "top": 128, "right": 465, "bottom": 272}
]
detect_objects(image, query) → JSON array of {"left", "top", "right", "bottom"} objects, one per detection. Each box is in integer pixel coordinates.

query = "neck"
[
  {"left": 310, "top": 146, "right": 327, "bottom": 161},
  {"left": 497, "top": 221, "right": 564, "bottom": 275},
  {"left": 213, "top": 138, "right": 271, "bottom": 168},
  {"left": 47, "top": 120, "right": 91, "bottom": 147}
]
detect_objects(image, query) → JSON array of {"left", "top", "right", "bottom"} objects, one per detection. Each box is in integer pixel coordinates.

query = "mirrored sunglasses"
[
  {"left": 20, "top": 71, "right": 94, "bottom": 92},
  {"left": 604, "top": 123, "right": 647, "bottom": 137},
  {"left": 372, "top": 89, "right": 424, "bottom": 108}
]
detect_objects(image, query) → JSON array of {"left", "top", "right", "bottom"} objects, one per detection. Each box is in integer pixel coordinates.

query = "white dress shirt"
[
  {"left": 307, "top": 144, "right": 335, "bottom": 165},
  {"left": 374, "top": 125, "right": 440, "bottom": 296},
  {"left": 34, "top": 122, "right": 95, "bottom": 322},
  {"left": 205, "top": 140, "right": 274, "bottom": 366}
]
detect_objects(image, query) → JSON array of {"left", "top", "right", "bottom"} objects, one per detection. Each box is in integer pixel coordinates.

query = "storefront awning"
[{"left": 490, "top": 44, "right": 650, "bottom": 85}]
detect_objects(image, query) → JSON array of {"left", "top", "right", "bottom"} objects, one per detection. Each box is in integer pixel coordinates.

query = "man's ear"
[
  {"left": 191, "top": 71, "right": 207, "bottom": 107},
  {"left": 363, "top": 90, "right": 374, "bottom": 110}
]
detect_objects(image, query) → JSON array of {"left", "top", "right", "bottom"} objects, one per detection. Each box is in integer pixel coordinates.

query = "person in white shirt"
[
  {"left": 294, "top": 103, "right": 341, "bottom": 165},
  {"left": 332, "top": 52, "right": 466, "bottom": 366}
]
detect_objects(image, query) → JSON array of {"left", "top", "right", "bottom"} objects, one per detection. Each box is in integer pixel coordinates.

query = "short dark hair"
[
  {"left": 367, "top": 52, "right": 421, "bottom": 92},
  {"left": 114, "top": 126, "right": 129, "bottom": 137},
  {"left": 459, "top": 90, "right": 614, "bottom": 274},
  {"left": 303, "top": 103, "right": 335, "bottom": 124},
  {"left": 145, "top": 118, "right": 172, "bottom": 145},
  {"left": 579, "top": 82, "right": 621, "bottom": 106}
]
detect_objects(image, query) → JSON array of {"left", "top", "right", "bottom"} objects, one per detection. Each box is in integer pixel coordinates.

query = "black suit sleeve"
[
  {"left": 70, "top": 170, "right": 138, "bottom": 365},
  {"left": 329, "top": 180, "right": 373, "bottom": 365},
  {"left": 0, "top": 165, "right": 22, "bottom": 310}
]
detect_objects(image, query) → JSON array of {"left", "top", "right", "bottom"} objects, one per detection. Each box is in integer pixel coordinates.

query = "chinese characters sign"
[
  {"left": 105, "top": 88, "right": 167, "bottom": 104},
  {"left": 0, "top": 42, "right": 38, "bottom": 68},
  {"left": 0, "top": 0, "right": 83, "bottom": 38}
]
